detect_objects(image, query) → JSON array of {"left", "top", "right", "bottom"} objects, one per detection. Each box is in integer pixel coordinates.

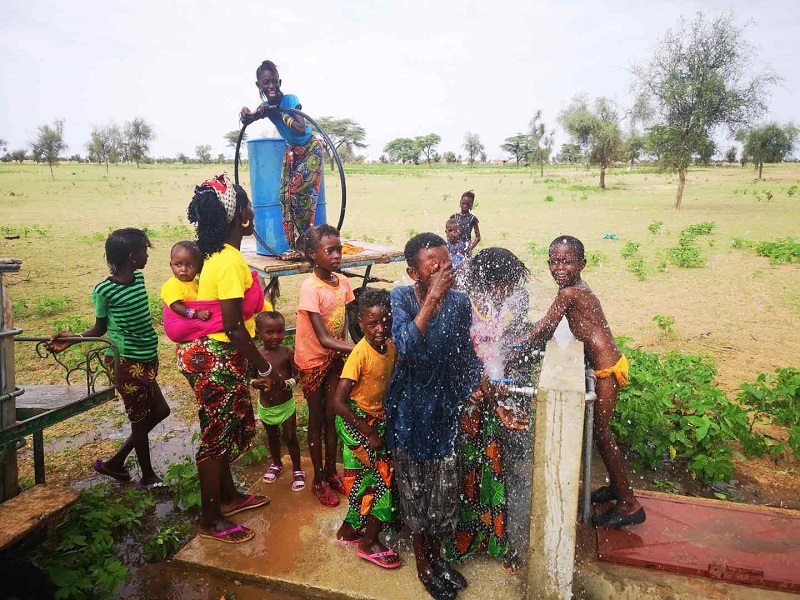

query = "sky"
[{"left": 1, "top": 0, "right": 797, "bottom": 162}]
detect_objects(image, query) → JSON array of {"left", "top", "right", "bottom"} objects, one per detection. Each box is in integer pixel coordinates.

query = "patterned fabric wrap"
[
  {"left": 298, "top": 354, "right": 342, "bottom": 396},
  {"left": 279, "top": 136, "right": 323, "bottom": 250},
  {"left": 176, "top": 337, "right": 255, "bottom": 463},
  {"left": 335, "top": 403, "right": 399, "bottom": 530},
  {"left": 447, "top": 404, "right": 510, "bottom": 561},
  {"left": 104, "top": 355, "right": 159, "bottom": 423},
  {"left": 198, "top": 173, "right": 237, "bottom": 223},
  {"left": 392, "top": 449, "right": 460, "bottom": 537}
]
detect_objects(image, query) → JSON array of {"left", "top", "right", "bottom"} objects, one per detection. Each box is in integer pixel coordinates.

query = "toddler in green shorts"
[{"left": 253, "top": 311, "right": 304, "bottom": 491}]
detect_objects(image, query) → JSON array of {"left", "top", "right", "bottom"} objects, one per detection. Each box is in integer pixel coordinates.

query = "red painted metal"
[{"left": 596, "top": 491, "right": 800, "bottom": 592}]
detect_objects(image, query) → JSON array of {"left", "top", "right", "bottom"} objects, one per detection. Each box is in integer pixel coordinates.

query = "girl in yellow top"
[{"left": 332, "top": 288, "right": 400, "bottom": 569}]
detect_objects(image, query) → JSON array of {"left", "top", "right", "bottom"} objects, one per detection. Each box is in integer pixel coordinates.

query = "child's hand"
[
  {"left": 468, "top": 388, "right": 485, "bottom": 407},
  {"left": 364, "top": 426, "right": 384, "bottom": 451},
  {"left": 196, "top": 309, "right": 211, "bottom": 321},
  {"left": 497, "top": 405, "right": 530, "bottom": 430},
  {"left": 240, "top": 106, "right": 252, "bottom": 121},
  {"left": 47, "top": 332, "right": 76, "bottom": 354},
  {"left": 427, "top": 263, "right": 455, "bottom": 301}
]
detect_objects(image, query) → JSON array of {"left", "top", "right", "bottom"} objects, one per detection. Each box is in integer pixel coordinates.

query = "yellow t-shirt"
[
  {"left": 197, "top": 243, "right": 255, "bottom": 342},
  {"left": 160, "top": 277, "right": 199, "bottom": 306},
  {"left": 340, "top": 338, "right": 397, "bottom": 419}
]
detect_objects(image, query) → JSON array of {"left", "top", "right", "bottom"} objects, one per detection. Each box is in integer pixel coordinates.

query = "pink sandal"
[
  {"left": 263, "top": 464, "right": 283, "bottom": 484},
  {"left": 292, "top": 470, "right": 306, "bottom": 492}
]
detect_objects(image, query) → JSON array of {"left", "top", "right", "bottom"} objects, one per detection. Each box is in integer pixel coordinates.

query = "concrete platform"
[
  {"left": 174, "top": 456, "right": 524, "bottom": 599},
  {"left": 0, "top": 484, "right": 80, "bottom": 549},
  {"left": 174, "top": 457, "right": 799, "bottom": 599}
]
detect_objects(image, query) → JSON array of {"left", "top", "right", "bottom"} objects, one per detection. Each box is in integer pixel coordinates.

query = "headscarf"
[{"left": 197, "top": 173, "right": 237, "bottom": 223}]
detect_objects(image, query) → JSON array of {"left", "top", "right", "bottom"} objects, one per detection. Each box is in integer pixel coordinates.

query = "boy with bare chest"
[{"left": 522, "top": 235, "right": 645, "bottom": 529}]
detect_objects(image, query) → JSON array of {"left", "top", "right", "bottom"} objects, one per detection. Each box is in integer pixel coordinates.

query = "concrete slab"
[
  {"left": 0, "top": 484, "right": 80, "bottom": 549},
  {"left": 174, "top": 456, "right": 525, "bottom": 599}
]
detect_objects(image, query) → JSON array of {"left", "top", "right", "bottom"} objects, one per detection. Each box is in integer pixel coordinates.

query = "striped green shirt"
[{"left": 92, "top": 271, "right": 158, "bottom": 361}]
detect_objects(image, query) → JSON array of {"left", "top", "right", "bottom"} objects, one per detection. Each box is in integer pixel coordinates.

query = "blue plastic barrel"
[{"left": 247, "top": 137, "right": 327, "bottom": 256}]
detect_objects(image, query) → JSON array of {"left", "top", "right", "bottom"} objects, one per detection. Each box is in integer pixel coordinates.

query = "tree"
[
  {"left": 316, "top": 117, "right": 367, "bottom": 169},
  {"left": 443, "top": 151, "right": 457, "bottom": 164},
  {"left": 0, "top": 139, "right": 7, "bottom": 153},
  {"left": 633, "top": 13, "right": 777, "bottom": 209},
  {"left": 740, "top": 122, "right": 798, "bottom": 180},
  {"left": 415, "top": 134, "right": 441, "bottom": 165},
  {"left": 724, "top": 147, "right": 737, "bottom": 165},
  {"left": 10, "top": 149, "right": 26, "bottom": 163},
  {"left": 622, "top": 129, "right": 646, "bottom": 171},
  {"left": 31, "top": 119, "right": 67, "bottom": 180},
  {"left": 694, "top": 136, "right": 716, "bottom": 166},
  {"left": 196, "top": 144, "right": 212, "bottom": 164},
  {"left": 501, "top": 134, "right": 531, "bottom": 166},
  {"left": 560, "top": 95, "right": 621, "bottom": 189},
  {"left": 224, "top": 130, "right": 248, "bottom": 152},
  {"left": 124, "top": 118, "right": 154, "bottom": 168},
  {"left": 383, "top": 138, "right": 420, "bottom": 164},
  {"left": 87, "top": 124, "right": 122, "bottom": 172},
  {"left": 555, "top": 143, "right": 582, "bottom": 163},
  {"left": 463, "top": 132, "right": 484, "bottom": 165},
  {"left": 176, "top": 153, "right": 189, "bottom": 164},
  {"left": 528, "top": 111, "right": 555, "bottom": 177}
]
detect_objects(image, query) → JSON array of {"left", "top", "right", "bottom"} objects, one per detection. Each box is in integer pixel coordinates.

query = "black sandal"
[
  {"left": 592, "top": 506, "right": 646, "bottom": 529},
  {"left": 590, "top": 485, "right": 617, "bottom": 504},
  {"left": 432, "top": 560, "right": 468, "bottom": 590}
]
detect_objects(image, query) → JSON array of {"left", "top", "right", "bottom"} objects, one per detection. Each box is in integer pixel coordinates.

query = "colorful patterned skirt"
[
  {"left": 447, "top": 404, "right": 510, "bottom": 561},
  {"left": 335, "top": 403, "right": 399, "bottom": 530},
  {"left": 176, "top": 337, "right": 255, "bottom": 463},
  {"left": 279, "top": 135, "right": 323, "bottom": 251}
]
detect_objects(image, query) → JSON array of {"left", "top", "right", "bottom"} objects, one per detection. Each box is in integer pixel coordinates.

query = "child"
[
  {"left": 253, "top": 311, "right": 304, "bottom": 491},
  {"left": 449, "top": 247, "right": 531, "bottom": 575},
  {"left": 385, "top": 233, "right": 487, "bottom": 599},
  {"left": 240, "top": 59, "right": 324, "bottom": 260},
  {"left": 295, "top": 224, "right": 355, "bottom": 506},
  {"left": 522, "top": 235, "right": 646, "bottom": 529},
  {"left": 449, "top": 190, "right": 481, "bottom": 257},
  {"left": 160, "top": 240, "right": 211, "bottom": 321},
  {"left": 444, "top": 218, "right": 469, "bottom": 268},
  {"left": 49, "top": 228, "right": 169, "bottom": 489},
  {"left": 332, "top": 288, "right": 401, "bottom": 569}
]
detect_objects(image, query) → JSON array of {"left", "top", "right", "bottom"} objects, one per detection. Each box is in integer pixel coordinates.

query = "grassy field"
[{"left": 1, "top": 160, "right": 799, "bottom": 497}]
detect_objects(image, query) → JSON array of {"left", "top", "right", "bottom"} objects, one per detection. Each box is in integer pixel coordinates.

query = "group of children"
[{"left": 44, "top": 58, "right": 644, "bottom": 600}]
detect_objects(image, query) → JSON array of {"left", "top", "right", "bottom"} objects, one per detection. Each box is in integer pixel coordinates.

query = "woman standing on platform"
[
  {"left": 240, "top": 59, "right": 324, "bottom": 261},
  {"left": 178, "top": 173, "right": 282, "bottom": 544}
]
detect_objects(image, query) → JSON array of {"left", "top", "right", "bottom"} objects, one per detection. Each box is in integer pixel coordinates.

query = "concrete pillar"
[{"left": 527, "top": 320, "right": 586, "bottom": 599}]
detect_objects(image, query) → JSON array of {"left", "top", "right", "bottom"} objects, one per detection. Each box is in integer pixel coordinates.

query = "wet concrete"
[{"left": 174, "top": 456, "right": 526, "bottom": 599}]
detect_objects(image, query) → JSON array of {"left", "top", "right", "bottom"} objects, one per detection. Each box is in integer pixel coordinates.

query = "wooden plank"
[
  {"left": 0, "top": 484, "right": 80, "bottom": 549},
  {"left": 240, "top": 237, "right": 404, "bottom": 278}
]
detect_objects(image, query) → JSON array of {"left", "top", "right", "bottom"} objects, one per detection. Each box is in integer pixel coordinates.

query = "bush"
[
  {"left": 613, "top": 339, "right": 774, "bottom": 483},
  {"left": 164, "top": 456, "right": 201, "bottom": 511},
  {"left": 738, "top": 367, "right": 800, "bottom": 429},
  {"left": 755, "top": 237, "right": 800, "bottom": 264},
  {"left": 668, "top": 244, "right": 706, "bottom": 268},
  {"left": 627, "top": 257, "right": 647, "bottom": 281},
  {"left": 648, "top": 220, "right": 664, "bottom": 235}
]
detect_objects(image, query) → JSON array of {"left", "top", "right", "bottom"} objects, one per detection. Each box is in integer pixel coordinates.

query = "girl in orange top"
[{"left": 295, "top": 224, "right": 355, "bottom": 506}]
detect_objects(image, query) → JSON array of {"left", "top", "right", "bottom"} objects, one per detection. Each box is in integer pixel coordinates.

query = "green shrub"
[
  {"left": 543, "top": 195, "right": 554, "bottom": 202},
  {"left": 652, "top": 314, "right": 675, "bottom": 337},
  {"left": 613, "top": 339, "right": 774, "bottom": 483},
  {"left": 627, "top": 258, "right": 647, "bottom": 281},
  {"left": 585, "top": 250, "right": 606, "bottom": 269},
  {"left": 755, "top": 237, "right": 800, "bottom": 264},
  {"left": 647, "top": 221, "right": 664, "bottom": 235},
  {"left": 787, "top": 184, "right": 798, "bottom": 197},
  {"left": 738, "top": 367, "right": 800, "bottom": 429},
  {"left": 143, "top": 522, "right": 194, "bottom": 562},
  {"left": 361, "top": 234, "right": 376, "bottom": 243},
  {"left": 28, "top": 484, "right": 154, "bottom": 600},
  {"left": 620, "top": 241, "right": 640, "bottom": 258},
  {"left": 730, "top": 237, "right": 754, "bottom": 249},
  {"left": 238, "top": 443, "right": 268, "bottom": 466},
  {"left": 164, "top": 456, "right": 201, "bottom": 511},
  {"left": 668, "top": 244, "right": 706, "bottom": 268},
  {"left": 678, "top": 222, "right": 715, "bottom": 245},
  {"left": 526, "top": 241, "right": 548, "bottom": 257}
]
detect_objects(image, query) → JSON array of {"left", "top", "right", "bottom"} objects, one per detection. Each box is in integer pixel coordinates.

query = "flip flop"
[
  {"left": 262, "top": 464, "right": 284, "bottom": 484},
  {"left": 197, "top": 523, "right": 255, "bottom": 544},
  {"left": 221, "top": 494, "right": 270, "bottom": 518},
  {"left": 291, "top": 471, "right": 306, "bottom": 492},
  {"left": 311, "top": 482, "right": 339, "bottom": 507},
  {"left": 135, "top": 480, "right": 171, "bottom": 492},
  {"left": 92, "top": 459, "right": 131, "bottom": 483},
  {"left": 327, "top": 474, "right": 346, "bottom": 495},
  {"left": 357, "top": 548, "right": 401, "bottom": 569},
  {"left": 336, "top": 536, "right": 363, "bottom": 546}
]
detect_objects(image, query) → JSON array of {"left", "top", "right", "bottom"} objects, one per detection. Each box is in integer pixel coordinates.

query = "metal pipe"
[
  {"left": 0, "top": 387, "right": 25, "bottom": 403},
  {"left": 580, "top": 369, "right": 597, "bottom": 523}
]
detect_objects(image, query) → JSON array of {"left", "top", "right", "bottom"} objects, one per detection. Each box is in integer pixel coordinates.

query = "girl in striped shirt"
[{"left": 50, "top": 228, "right": 170, "bottom": 489}]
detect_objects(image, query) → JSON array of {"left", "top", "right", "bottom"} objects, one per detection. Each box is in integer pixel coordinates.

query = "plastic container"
[{"left": 247, "top": 137, "right": 326, "bottom": 256}]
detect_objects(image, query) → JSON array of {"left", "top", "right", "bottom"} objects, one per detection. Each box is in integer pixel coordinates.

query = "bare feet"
[
  {"left": 336, "top": 522, "right": 363, "bottom": 545},
  {"left": 220, "top": 492, "right": 270, "bottom": 518}
]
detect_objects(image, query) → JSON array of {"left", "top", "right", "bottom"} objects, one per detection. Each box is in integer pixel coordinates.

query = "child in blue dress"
[{"left": 240, "top": 59, "right": 324, "bottom": 260}]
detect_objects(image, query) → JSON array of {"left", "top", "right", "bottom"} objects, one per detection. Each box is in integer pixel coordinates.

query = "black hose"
[{"left": 234, "top": 107, "right": 347, "bottom": 257}]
